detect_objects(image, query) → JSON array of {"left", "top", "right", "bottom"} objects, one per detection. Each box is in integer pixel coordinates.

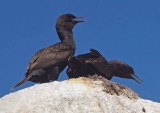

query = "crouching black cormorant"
[
  {"left": 13, "top": 14, "right": 84, "bottom": 89},
  {"left": 67, "top": 49, "right": 143, "bottom": 84}
]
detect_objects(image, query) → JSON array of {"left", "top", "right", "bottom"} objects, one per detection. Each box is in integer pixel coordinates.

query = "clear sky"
[{"left": 0, "top": 0, "right": 160, "bottom": 102}]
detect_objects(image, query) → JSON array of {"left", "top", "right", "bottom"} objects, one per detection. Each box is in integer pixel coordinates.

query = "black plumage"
[
  {"left": 13, "top": 14, "right": 84, "bottom": 89},
  {"left": 67, "top": 49, "right": 143, "bottom": 84},
  {"left": 67, "top": 49, "right": 111, "bottom": 80},
  {"left": 108, "top": 60, "right": 143, "bottom": 84}
]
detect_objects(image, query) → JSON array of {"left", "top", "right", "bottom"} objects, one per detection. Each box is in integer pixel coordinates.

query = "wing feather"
[{"left": 26, "top": 42, "right": 73, "bottom": 75}]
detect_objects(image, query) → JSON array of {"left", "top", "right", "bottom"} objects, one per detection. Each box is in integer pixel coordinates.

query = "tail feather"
[{"left": 12, "top": 75, "right": 32, "bottom": 89}]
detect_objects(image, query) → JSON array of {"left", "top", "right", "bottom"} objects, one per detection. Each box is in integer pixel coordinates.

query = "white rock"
[{"left": 0, "top": 77, "right": 160, "bottom": 113}]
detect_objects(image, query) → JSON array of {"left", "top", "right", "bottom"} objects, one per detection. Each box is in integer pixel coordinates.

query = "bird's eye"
[{"left": 70, "top": 19, "right": 74, "bottom": 22}]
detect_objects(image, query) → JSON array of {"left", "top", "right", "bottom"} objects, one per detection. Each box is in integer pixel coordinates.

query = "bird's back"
[
  {"left": 67, "top": 49, "right": 111, "bottom": 79},
  {"left": 67, "top": 56, "right": 99, "bottom": 78}
]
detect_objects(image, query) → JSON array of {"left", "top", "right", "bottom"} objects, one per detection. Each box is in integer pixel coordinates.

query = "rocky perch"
[{"left": 0, "top": 76, "right": 160, "bottom": 113}]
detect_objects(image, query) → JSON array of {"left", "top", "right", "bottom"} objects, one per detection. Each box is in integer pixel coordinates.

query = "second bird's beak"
[{"left": 73, "top": 17, "right": 85, "bottom": 23}]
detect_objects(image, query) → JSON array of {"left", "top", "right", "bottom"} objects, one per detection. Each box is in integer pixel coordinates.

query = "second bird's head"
[{"left": 56, "top": 14, "right": 84, "bottom": 31}]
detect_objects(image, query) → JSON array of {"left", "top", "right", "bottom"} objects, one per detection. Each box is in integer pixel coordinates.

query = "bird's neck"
[{"left": 56, "top": 28, "right": 76, "bottom": 50}]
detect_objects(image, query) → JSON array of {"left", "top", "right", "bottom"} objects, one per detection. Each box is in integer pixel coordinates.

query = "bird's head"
[
  {"left": 56, "top": 14, "right": 84, "bottom": 31},
  {"left": 109, "top": 60, "right": 143, "bottom": 84}
]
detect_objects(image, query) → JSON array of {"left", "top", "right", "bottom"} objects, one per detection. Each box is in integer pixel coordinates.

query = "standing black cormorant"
[
  {"left": 13, "top": 14, "right": 84, "bottom": 89},
  {"left": 67, "top": 49, "right": 143, "bottom": 84},
  {"left": 67, "top": 49, "right": 111, "bottom": 80},
  {"left": 108, "top": 60, "right": 143, "bottom": 84}
]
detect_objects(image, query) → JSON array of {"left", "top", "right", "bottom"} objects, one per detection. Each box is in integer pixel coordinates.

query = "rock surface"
[{"left": 0, "top": 77, "right": 160, "bottom": 113}]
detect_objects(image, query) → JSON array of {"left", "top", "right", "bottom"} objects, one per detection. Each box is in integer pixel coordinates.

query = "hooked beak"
[
  {"left": 131, "top": 73, "right": 143, "bottom": 84},
  {"left": 72, "top": 16, "right": 85, "bottom": 23}
]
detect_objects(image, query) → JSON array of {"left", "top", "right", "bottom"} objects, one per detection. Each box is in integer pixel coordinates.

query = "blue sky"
[{"left": 0, "top": 0, "right": 160, "bottom": 102}]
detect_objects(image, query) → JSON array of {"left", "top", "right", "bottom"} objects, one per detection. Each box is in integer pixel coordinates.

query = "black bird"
[
  {"left": 13, "top": 14, "right": 84, "bottom": 89},
  {"left": 67, "top": 49, "right": 143, "bottom": 84},
  {"left": 67, "top": 49, "right": 111, "bottom": 79},
  {"left": 108, "top": 60, "right": 143, "bottom": 84}
]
